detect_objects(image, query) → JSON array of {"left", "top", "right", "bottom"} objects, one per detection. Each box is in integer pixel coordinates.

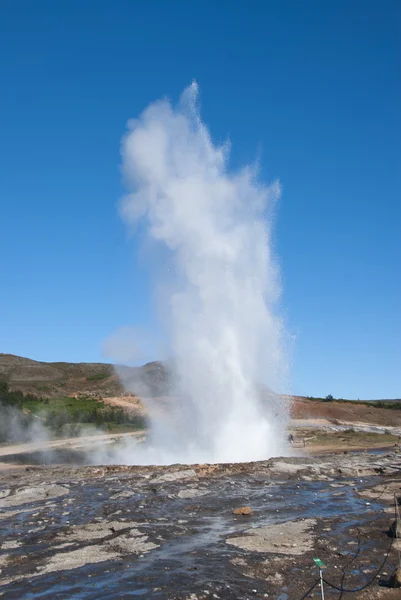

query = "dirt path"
[
  {"left": 1, "top": 417, "right": 399, "bottom": 462},
  {"left": 102, "top": 395, "right": 145, "bottom": 413},
  {"left": 0, "top": 430, "right": 144, "bottom": 458}
]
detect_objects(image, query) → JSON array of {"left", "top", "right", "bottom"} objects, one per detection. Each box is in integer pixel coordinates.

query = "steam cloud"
[
  {"left": 0, "top": 404, "right": 49, "bottom": 446},
  {"left": 117, "top": 82, "right": 289, "bottom": 464}
]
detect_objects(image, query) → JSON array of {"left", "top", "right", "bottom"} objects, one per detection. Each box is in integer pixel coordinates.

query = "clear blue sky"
[{"left": 0, "top": 0, "right": 399, "bottom": 399}]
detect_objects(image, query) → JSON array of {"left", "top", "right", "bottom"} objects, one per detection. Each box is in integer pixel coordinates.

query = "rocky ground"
[{"left": 1, "top": 452, "right": 401, "bottom": 599}]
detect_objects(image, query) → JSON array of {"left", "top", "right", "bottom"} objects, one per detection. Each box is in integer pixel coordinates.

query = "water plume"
[{"left": 118, "top": 82, "right": 289, "bottom": 464}]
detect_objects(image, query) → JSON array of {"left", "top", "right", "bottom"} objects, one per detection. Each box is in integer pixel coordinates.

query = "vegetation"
[
  {"left": 304, "top": 429, "right": 399, "bottom": 447},
  {"left": 0, "top": 380, "right": 39, "bottom": 407},
  {"left": 306, "top": 394, "right": 401, "bottom": 410},
  {"left": 0, "top": 381, "right": 146, "bottom": 442},
  {"left": 86, "top": 371, "right": 111, "bottom": 382},
  {"left": 367, "top": 401, "right": 401, "bottom": 410}
]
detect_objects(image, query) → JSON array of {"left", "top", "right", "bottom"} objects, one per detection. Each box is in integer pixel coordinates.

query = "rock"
[
  {"left": 150, "top": 469, "right": 196, "bottom": 484},
  {"left": 388, "top": 567, "right": 401, "bottom": 588},
  {"left": 1, "top": 540, "right": 21, "bottom": 550},
  {"left": 0, "top": 484, "right": 69, "bottom": 508},
  {"left": 110, "top": 491, "right": 135, "bottom": 500},
  {"left": 39, "top": 545, "right": 121, "bottom": 575},
  {"left": 105, "top": 533, "right": 159, "bottom": 554},
  {"left": 232, "top": 506, "right": 253, "bottom": 516},
  {"left": 227, "top": 518, "right": 316, "bottom": 555},
  {"left": 178, "top": 489, "right": 209, "bottom": 499},
  {"left": 55, "top": 520, "right": 140, "bottom": 543},
  {"left": 389, "top": 519, "right": 401, "bottom": 538}
]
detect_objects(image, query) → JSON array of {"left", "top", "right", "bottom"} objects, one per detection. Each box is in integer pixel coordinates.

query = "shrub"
[{"left": 86, "top": 372, "right": 110, "bottom": 382}]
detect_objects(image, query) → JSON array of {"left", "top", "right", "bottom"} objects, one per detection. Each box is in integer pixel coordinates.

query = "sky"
[{"left": 0, "top": 0, "right": 400, "bottom": 399}]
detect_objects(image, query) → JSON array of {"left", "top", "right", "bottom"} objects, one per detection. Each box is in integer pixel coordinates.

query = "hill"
[
  {"left": 291, "top": 395, "right": 401, "bottom": 426},
  {"left": 0, "top": 353, "right": 169, "bottom": 398},
  {"left": 1, "top": 353, "right": 400, "bottom": 427}
]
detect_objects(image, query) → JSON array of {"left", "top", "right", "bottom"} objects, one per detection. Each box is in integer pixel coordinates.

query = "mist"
[
  {"left": 0, "top": 402, "right": 49, "bottom": 446},
  {"left": 115, "top": 82, "right": 289, "bottom": 464}
]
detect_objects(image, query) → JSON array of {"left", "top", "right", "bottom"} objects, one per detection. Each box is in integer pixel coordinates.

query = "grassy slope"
[
  {"left": 0, "top": 353, "right": 168, "bottom": 398},
  {"left": 0, "top": 381, "right": 146, "bottom": 444}
]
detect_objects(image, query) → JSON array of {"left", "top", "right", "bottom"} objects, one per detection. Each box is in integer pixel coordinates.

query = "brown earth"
[
  {"left": 102, "top": 395, "right": 145, "bottom": 413},
  {"left": 291, "top": 396, "right": 401, "bottom": 426}
]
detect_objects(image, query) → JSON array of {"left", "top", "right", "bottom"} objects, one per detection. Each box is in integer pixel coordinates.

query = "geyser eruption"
[{"left": 119, "top": 83, "right": 288, "bottom": 464}]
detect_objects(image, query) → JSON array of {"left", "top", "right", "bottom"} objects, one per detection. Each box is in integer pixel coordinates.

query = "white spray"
[{"left": 118, "top": 83, "right": 289, "bottom": 464}]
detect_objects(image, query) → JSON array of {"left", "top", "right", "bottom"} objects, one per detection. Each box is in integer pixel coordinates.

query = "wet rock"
[
  {"left": 150, "top": 469, "right": 196, "bottom": 484},
  {"left": 227, "top": 518, "right": 316, "bottom": 555},
  {"left": 232, "top": 506, "right": 253, "bottom": 516},
  {"left": 55, "top": 520, "right": 140, "bottom": 543},
  {"left": 0, "top": 484, "right": 69, "bottom": 508},
  {"left": 269, "top": 461, "right": 312, "bottom": 474},
  {"left": 178, "top": 488, "right": 209, "bottom": 499},
  {"left": 389, "top": 519, "right": 401, "bottom": 539},
  {"left": 388, "top": 567, "right": 401, "bottom": 588},
  {"left": 0, "top": 506, "right": 36, "bottom": 520},
  {"left": 0, "top": 554, "right": 10, "bottom": 567},
  {"left": 1, "top": 540, "right": 22, "bottom": 550},
  {"left": 40, "top": 545, "right": 120, "bottom": 574},
  {"left": 110, "top": 491, "right": 135, "bottom": 500},
  {"left": 105, "top": 532, "right": 159, "bottom": 554},
  {"left": 0, "top": 453, "right": 400, "bottom": 597}
]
